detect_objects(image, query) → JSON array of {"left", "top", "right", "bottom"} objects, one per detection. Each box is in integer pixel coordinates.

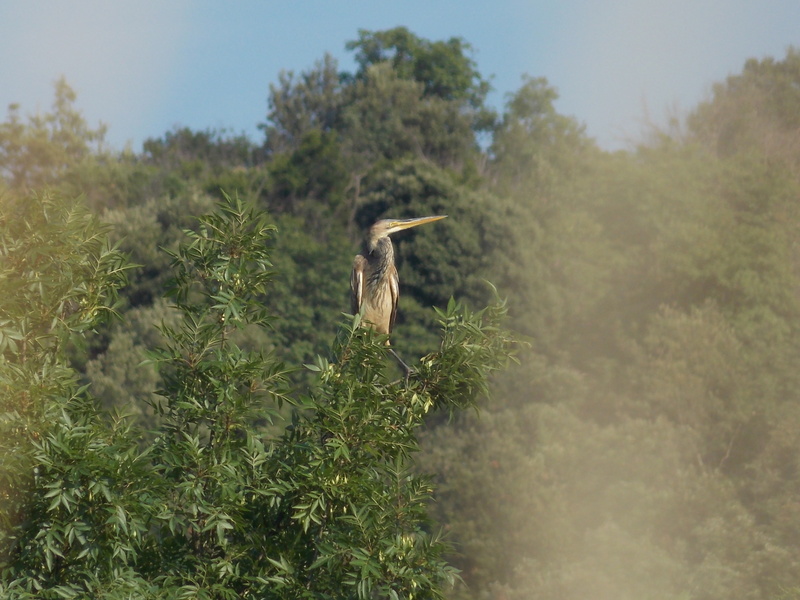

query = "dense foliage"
[
  {"left": 0, "top": 191, "right": 516, "bottom": 598},
  {"left": 2, "top": 26, "right": 800, "bottom": 599}
]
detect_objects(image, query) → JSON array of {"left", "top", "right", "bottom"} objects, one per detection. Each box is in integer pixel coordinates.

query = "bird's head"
[{"left": 367, "top": 215, "right": 447, "bottom": 248}]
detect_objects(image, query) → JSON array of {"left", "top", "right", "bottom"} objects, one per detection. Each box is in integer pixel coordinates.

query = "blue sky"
[{"left": 1, "top": 1, "right": 798, "bottom": 151}]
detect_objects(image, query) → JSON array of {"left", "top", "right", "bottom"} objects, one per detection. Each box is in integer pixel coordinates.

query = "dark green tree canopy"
[
  {"left": 346, "top": 26, "right": 491, "bottom": 108},
  {"left": 142, "top": 126, "right": 257, "bottom": 171},
  {"left": 261, "top": 53, "right": 345, "bottom": 154}
]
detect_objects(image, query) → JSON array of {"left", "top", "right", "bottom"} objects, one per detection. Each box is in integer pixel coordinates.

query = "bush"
[{"left": 0, "top": 192, "right": 517, "bottom": 599}]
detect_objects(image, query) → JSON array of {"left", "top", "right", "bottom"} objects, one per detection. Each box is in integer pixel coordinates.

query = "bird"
[{"left": 350, "top": 215, "right": 447, "bottom": 372}]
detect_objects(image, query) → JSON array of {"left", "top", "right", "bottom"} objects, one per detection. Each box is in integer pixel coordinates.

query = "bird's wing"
[
  {"left": 387, "top": 264, "right": 399, "bottom": 334},
  {"left": 350, "top": 254, "right": 367, "bottom": 316}
]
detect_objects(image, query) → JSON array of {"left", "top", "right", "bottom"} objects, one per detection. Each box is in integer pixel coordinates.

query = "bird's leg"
[{"left": 388, "top": 347, "right": 413, "bottom": 384}]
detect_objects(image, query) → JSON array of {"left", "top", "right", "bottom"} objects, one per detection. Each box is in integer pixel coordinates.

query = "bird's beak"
[{"left": 387, "top": 215, "right": 447, "bottom": 234}]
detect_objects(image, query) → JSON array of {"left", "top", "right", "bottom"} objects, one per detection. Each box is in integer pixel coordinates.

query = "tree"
[
  {"left": 264, "top": 129, "right": 350, "bottom": 220},
  {"left": 0, "top": 193, "right": 518, "bottom": 598},
  {"left": 260, "top": 28, "right": 494, "bottom": 227},
  {"left": 142, "top": 127, "right": 257, "bottom": 172},
  {"left": 688, "top": 47, "right": 800, "bottom": 169},
  {"left": 489, "top": 75, "right": 587, "bottom": 195},
  {"left": 346, "top": 27, "right": 492, "bottom": 113},
  {"left": 341, "top": 28, "right": 493, "bottom": 170},
  {"left": 0, "top": 79, "right": 107, "bottom": 191},
  {"left": 0, "top": 191, "right": 152, "bottom": 597},
  {"left": 262, "top": 54, "right": 345, "bottom": 155},
  {"left": 414, "top": 51, "right": 800, "bottom": 600},
  {"left": 340, "top": 63, "right": 477, "bottom": 173},
  {"left": 139, "top": 193, "right": 517, "bottom": 597}
]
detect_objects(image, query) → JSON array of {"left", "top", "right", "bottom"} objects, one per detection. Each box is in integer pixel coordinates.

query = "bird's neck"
[
  {"left": 367, "top": 237, "right": 394, "bottom": 279},
  {"left": 368, "top": 236, "right": 394, "bottom": 258}
]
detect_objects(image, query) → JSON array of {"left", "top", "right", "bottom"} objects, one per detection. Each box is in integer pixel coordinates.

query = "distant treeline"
[{"left": 2, "top": 28, "right": 800, "bottom": 599}]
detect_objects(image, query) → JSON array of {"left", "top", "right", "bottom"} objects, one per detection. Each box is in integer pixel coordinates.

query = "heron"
[{"left": 350, "top": 215, "right": 447, "bottom": 373}]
